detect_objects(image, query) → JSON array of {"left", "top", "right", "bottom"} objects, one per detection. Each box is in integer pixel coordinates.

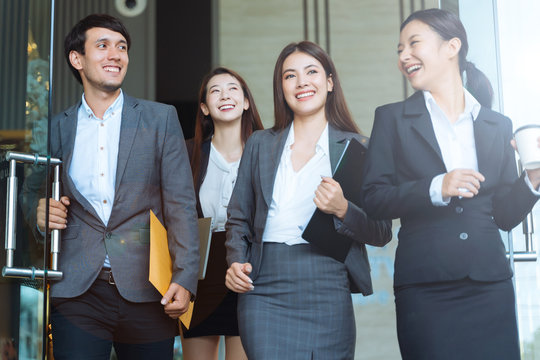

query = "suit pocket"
[
  {"left": 62, "top": 225, "right": 80, "bottom": 241},
  {"left": 139, "top": 228, "right": 150, "bottom": 244}
]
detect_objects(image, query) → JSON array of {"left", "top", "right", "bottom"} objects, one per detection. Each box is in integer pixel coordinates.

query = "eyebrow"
[
  {"left": 96, "top": 37, "right": 128, "bottom": 46},
  {"left": 209, "top": 82, "right": 239, "bottom": 90},
  {"left": 282, "top": 64, "right": 319, "bottom": 75}
]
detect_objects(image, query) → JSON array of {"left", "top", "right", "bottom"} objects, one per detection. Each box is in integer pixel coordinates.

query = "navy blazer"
[
  {"left": 225, "top": 124, "right": 392, "bottom": 295},
  {"left": 362, "top": 91, "right": 539, "bottom": 287}
]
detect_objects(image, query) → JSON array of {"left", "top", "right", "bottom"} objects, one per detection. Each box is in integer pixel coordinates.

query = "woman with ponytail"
[{"left": 362, "top": 8, "right": 540, "bottom": 360}]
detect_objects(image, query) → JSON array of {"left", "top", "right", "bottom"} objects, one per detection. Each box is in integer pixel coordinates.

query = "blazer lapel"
[
  {"left": 114, "top": 94, "right": 141, "bottom": 194},
  {"left": 328, "top": 125, "right": 348, "bottom": 173},
  {"left": 473, "top": 108, "right": 498, "bottom": 178},
  {"left": 59, "top": 104, "right": 78, "bottom": 178},
  {"left": 405, "top": 91, "right": 445, "bottom": 166},
  {"left": 259, "top": 126, "right": 290, "bottom": 206}
]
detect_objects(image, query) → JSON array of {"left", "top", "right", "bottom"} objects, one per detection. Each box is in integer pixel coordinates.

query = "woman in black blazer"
[
  {"left": 362, "top": 9, "right": 540, "bottom": 360},
  {"left": 182, "top": 67, "right": 263, "bottom": 360}
]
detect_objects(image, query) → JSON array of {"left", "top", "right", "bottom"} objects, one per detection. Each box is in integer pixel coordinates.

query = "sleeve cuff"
[
  {"left": 524, "top": 171, "right": 540, "bottom": 196},
  {"left": 430, "top": 174, "right": 451, "bottom": 206},
  {"left": 333, "top": 216, "right": 344, "bottom": 230}
]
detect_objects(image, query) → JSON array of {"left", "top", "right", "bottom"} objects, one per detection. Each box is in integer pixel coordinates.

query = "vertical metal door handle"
[{"left": 2, "top": 151, "right": 63, "bottom": 280}]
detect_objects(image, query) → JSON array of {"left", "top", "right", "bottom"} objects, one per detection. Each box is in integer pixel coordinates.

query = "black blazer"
[
  {"left": 362, "top": 91, "right": 539, "bottom": 287},
  {"left": 226, "top": 124, "right": 392, "bottom": 295}
]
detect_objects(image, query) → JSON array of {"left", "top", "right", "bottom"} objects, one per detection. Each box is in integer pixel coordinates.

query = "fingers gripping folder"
[{"left": 2, "top": 151, "right": 63, "bottom": 281}]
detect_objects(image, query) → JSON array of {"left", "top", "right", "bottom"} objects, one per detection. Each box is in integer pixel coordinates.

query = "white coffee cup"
[{"left": 514, "top": 124, "right": 540, "bottom": 170}]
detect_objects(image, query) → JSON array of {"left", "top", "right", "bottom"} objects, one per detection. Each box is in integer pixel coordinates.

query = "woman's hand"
[
  {"left": 225, "top": 262, "right": 254, "bottom": 293},
  {"left": 512, "top": 136, "right": 540, "bottom": 189},
  {"left": 442, "top": 169, "right": 485, "bottom": 198},
  {"left": 314, "top": 176, "right": 348, "bottom": 220}
]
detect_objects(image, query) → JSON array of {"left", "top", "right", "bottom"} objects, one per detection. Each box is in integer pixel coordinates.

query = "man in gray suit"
[{"left": 30, "top": 14, "right": 199, "bottom": 359}]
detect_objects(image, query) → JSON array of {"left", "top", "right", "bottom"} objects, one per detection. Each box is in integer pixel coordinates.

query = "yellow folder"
[{"left": 149, "top": 210, "right": 194, "bottom": 329}]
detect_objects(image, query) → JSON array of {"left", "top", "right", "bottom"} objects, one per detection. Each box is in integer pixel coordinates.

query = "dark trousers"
[{"left": 51, "top": 278, "right": 177, "bottom": 360}]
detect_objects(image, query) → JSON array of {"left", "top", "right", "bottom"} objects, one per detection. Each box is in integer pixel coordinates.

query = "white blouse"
[
  {"left": 199, "top": 143, "right": 240, "bottom": 231},
  {"left": 262, "top": 123, "right": 332, "bottom": 245}
]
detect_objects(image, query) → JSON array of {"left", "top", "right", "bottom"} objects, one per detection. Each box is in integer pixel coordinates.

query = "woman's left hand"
[{"left": 314, "top": 176, "right": 348, "bottom": 220}]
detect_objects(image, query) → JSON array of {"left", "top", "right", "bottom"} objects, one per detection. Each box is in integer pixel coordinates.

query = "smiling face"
[
  {"left": 69, "top": 27, "right": 129, "bottom": 94},
  {"left": 397, "top": 20, "right": 458, "bottom": 91},
  {"left": 201, "top": 73, "right": 249, "bottom": 124},
  {"left": 281, "top": 51, "right": 333, "bottom": 120}
]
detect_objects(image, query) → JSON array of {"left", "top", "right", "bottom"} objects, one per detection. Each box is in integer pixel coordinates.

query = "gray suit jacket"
[
  {"left": 25, "top": 94, "right": 200, "bottom": 302},
  {"left": 225, "top": 124, "right": 392, "bottom": 295}
]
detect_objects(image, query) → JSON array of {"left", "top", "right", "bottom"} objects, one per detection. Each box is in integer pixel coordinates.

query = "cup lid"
[{"left": 514, "top": 124, "right": 540, "bottom": 136}]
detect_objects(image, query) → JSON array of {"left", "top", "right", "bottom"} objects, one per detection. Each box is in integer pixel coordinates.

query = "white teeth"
[
  {"left": 219, "top": 105, "right": 234, "bottom": 110},
  {"left": 296, "top": 91, "right": 315, "bottom": 99},
  {"left": 104, "top": 67, "right": 120, "bottom": 73},
  {"left": 406, "top": 65, "right": 421, "bottom": 74}
]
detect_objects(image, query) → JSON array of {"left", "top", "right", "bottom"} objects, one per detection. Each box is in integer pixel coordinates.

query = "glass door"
[
  {"left": 1, "top": 0, "right": 55, "bottom": 358},
  {"left": 454, "top": 0, "right": 540, "bottom": 358}
]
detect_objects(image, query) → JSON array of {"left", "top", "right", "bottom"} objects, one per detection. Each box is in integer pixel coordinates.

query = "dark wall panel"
[{"left": 156, "top": 0, "right": 212, "bottom": 138}]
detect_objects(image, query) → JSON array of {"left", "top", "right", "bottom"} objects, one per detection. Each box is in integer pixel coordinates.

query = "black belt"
[{"left": 97, "top": 268, "right": 115, "bottom": 285}]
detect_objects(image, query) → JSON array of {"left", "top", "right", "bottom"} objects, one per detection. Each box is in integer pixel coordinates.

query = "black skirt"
[
  {"left": 395, "top": 277, "right": 520, "bottom": 360},
  {"left": 182, "top": 231, "right": 239, "bottom": 338}
]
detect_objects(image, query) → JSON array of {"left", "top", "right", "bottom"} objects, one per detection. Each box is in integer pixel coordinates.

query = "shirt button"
[
  {"left": 106, "top": 232, "right": 112, "bottom": 239},
  {"left": 103, "top": 200, "right": 107, "bottom": 204},
  {"left": 455, "top": 206, "right": 464, "bottom": 214},
  {"left": 100, "top": 173, "right": 104, "bottom": 177},
  {"left": 100, "top": 123, "right": 104, "bottom": 127},
  {"left": 459, "top": 232, "right": 468, "bottom": 240},
  {"left": 100, "top": 146, "right": 104, "bottom": 150}
]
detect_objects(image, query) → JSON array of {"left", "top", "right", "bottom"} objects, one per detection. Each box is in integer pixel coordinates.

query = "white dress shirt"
[
  {"left": 69, "top": 91, "right": 123, "bottom": 267},
  {"left": 199, "top": 143, "right": 240, "bottom": 232},
  {"left": 426, "top": 88, "right": 539, "bottom": 206},
  {"left": 262, "top": 123, "right": 332, "bottom": 245}
]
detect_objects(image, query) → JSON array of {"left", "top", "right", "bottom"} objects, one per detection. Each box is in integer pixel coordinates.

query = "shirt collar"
[
  {"left": 285, "top": 122, "right": 330, "bottom": 156},
  {"left": 423, "top": 88, "right": 481, "bottom": 122},
  {"left": 81, "top": 90, "right": 124, "bottom": 120}
]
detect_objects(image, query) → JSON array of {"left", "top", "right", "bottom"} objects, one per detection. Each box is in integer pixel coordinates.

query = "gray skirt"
[{"left": 237, "top": 242, "right": 355, "bottom": 360}]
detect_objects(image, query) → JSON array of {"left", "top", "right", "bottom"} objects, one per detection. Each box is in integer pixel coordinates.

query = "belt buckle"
[{"left": 108, "top": 271, "right": 115, "bottom": 285}]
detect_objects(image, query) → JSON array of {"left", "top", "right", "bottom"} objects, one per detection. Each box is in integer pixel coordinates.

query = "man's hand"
[
  {"left": 37, "top": 196, "right": 70, "bottom": 232},
  {"left": 442, "top": 169, "right": 485, "bottom": 198},
  {"left": 225, "top": 262, "right": 254, "bottom": 293},
  {"left": 161, "top": 282, "right": 191, "bottom": 319}
]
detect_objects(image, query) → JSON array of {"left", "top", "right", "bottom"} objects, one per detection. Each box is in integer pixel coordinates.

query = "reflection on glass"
[
  {"left": 26, "top": 29, "right": 50, "bottom": 158},
  {"left": 1, "top": 0, "right": 51, "bottom": 358},
  {"left": 19, "top": 285, "right": 44, "bottom": 359}
]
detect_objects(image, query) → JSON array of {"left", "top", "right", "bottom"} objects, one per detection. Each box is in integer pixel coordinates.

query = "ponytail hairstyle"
[
  {"left": 191, "top": 67, "right": 263, "bottom": 184},
  {"left": 272, "top": 41, "right": 360, "bottom": 133},
  {"left": 401, "top": 8, "right": 493, "bottom": 108}
]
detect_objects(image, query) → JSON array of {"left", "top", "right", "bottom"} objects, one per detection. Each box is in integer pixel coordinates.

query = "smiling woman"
[
  {"left": 224, "top": 41, "right": 392, "bottom": 359},
  {"left": 182, "top": 67, "right": 263, "bottom": 360},
  {"left": 362, "top": 8, "right": 540, "bottom": 360}
]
